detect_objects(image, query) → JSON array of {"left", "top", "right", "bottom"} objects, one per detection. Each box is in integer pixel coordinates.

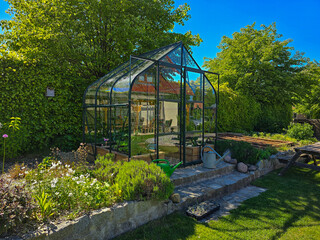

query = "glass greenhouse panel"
[
  {"left": 183, "top": 47, "right": 200, "bottom": 69},
  {"left": 204, "top": 76, "right": 217, "bottom": 142},
  {"left": 96, "top": 107, "right": 109, "bottom": 145},
  {"left": 159, "top": 46, "right": 182, "bottom": 65},
  {"left": 130, "top": 66, "right": 157, "bottom": 161},
  {"left": 184, "top": 71, "right": 203, "bottom": 164},
  {"left": 110, "top": 106, "right": 129, "bottom": 155},
  {"left": 84, "top": 107, "right": 95, "bottom": 143},
  {"left": 158, "top": 64, "right": 182, "bottom": 165},
  {"left": 111, "top": 76, "right": 130, "bottom": 104},
  {"left": 185, "top": 71, "right": 202, "bottom": 102}
]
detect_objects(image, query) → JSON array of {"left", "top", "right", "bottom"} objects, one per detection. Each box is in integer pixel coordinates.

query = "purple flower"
[
  {"left": 103, "top": 138, "right": 109, "bottom": 142},
  {"left": 2, "top": 134, "right": 8, "bottom": 138}
]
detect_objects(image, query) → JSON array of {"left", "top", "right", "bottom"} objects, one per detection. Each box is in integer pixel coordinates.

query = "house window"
[
  {"left": 138, "top": 75, "right": 145, "bottom": 82},
  {"left": 147, "top": 75, "right": 153, "bottom": 82}
]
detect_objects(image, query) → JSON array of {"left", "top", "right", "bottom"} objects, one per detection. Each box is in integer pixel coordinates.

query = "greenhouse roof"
[{"left": 83, "top": 41, "right": 207, "bottom": 107}]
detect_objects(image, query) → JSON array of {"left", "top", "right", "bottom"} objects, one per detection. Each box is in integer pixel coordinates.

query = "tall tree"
[
  {"left": 295, "top": 61, "right": 320, "bottom": 118},
  {"left": 1, "top": 0, "right": 202, "bottom": 78},
  {"left": 204, "top": 23, "right": 309, "bottom": 105}
]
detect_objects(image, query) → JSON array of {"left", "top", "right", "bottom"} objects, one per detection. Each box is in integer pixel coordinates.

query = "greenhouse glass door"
[
  {"left": 183, "top": 69, "right": 204, "bottom": 165},
  {"left": 156, "top": 64, "right": 182, "bottom": 165}
]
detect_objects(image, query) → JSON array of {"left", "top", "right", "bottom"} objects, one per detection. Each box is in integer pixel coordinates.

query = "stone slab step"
[
  {"left": 199, "top": 185, "right": 267, "bottom": 222},
  {"left": 170, "top": 162, "right": 235, "bottom": 187},
  {"left": 172, "top": 170, "right": 260, "bottom": 211}
]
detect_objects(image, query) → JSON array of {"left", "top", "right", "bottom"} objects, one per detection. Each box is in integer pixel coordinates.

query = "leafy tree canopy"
[
  {"left": 204, "top": 23, "right": 310, "bottom": 105},
  {"left": 295, "top": 61, "right": 320, "bottom": 118},
  {"left": 1, "top": 0, "right": 202, "bottom": 78}
]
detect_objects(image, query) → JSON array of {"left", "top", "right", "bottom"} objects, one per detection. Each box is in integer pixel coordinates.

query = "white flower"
[
  {"left": 19, "top": 173, "right": 23, "bottom": 176},
  {"left": 90, "top": 179, "right": 97, "bottom": 186},
  {"left": 84, "top": 192, "right": 88, "bottom": 196},
  {"left": 21, "top": 166, "right": 25, "bottom": 170},
  {"left": 68, "top": 193, "right": 73, "bottom": 197},
  {"left": 55, "top": 192, "right": 59, "bottom": 195},
  {"left": 25, "top": 171, "right": 29, "bottom": 174}
]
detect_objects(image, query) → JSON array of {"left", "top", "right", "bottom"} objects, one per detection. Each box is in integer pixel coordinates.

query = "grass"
[{"left": 116, "top": 167, "right": 320, "bottom": 240}]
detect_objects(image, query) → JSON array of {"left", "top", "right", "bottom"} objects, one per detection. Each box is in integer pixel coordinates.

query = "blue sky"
[
  {"left": 174, "top": 0, "right": 320, "bottom": 66},
  {"left": 1, "top": 0, "right": 319, "bottom": 66}
]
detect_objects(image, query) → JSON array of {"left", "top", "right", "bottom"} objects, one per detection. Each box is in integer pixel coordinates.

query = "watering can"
[
  {"left": 152, "top": 159, "right": 182, "bottom": 177},
  {"left": 201, "top": 145, "right": 230, "bottom": 169}
]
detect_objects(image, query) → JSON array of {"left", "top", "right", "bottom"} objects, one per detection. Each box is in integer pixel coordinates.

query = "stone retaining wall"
[{"left": 26, "top": 200, "right": 170, "bottom": 240}]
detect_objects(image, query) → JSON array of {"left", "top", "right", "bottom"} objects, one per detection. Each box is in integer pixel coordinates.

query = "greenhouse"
[{"left": 83, "top": 42, "right": 219, "bottom": 166}]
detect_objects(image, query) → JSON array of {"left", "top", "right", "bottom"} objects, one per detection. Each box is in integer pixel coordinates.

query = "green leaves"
[
  {"left": 204, "top": 23, "right": 309, "bottom": 106},
  {"left": 8, "top": 117, "right": 21, "bottom": 131},
  {"left": 34, "top": 191, "right": 54, "bottom": 221},
  {"left": 294, "top": 61, "right": 320, "bottom": 118}
]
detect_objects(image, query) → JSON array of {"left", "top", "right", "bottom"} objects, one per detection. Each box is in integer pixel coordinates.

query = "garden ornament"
[
  {"left": 152, "top": 159, "right": 182, "bottom": 177},
  {"left": 201, "top": 145, "right": 230, "bottom": 169}
]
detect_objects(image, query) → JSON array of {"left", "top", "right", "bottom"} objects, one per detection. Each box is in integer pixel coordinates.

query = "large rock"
[{"left": 237, "top": 162, "right": 248, "bottom": 173}]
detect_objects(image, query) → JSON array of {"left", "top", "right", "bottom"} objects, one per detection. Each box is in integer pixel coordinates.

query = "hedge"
[{"left": 0, "top": 53, "right": 94, "bottom": 157}]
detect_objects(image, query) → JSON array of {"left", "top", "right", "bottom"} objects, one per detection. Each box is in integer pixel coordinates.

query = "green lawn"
[{"left": 116, "top": 167, "right": 320, "bottom": 240}]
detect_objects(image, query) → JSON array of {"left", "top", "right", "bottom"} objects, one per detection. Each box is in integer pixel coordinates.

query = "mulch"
[{"left": 218, "top": 133, "right": 294, "bottom": 149}]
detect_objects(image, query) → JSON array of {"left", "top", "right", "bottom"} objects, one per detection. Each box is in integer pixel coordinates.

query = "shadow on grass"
[
  {"left": 116, "top": 167, "right": 320, "bottom": 240},
  {"left": 114, "top": 212, "right": 198, "bottom": 240}
]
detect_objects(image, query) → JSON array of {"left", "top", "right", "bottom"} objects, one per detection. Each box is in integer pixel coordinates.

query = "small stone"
[
  {"left": 224, "top": 155, "right": 232, "bottom": 162},
  {"left": 170, "top": 193, "right": 181, "bottom": 203},
  {"left": 237, "top": 162, "right": 248, "bottom": 173},
  {"left": 248, "top": 165, "right": 257, "bottom": 171},
  {"left": 225, "top": 158, "right": 237, "bottom": 164}
]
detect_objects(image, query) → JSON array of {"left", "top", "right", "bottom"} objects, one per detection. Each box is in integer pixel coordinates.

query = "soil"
[{"left": 218, "top": 133, "right": 294, "bottom": 149}]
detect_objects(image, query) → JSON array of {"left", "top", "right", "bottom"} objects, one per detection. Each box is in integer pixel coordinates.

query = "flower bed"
[{"left": 0, "top": 146, "right": 174, "bottom": 238}]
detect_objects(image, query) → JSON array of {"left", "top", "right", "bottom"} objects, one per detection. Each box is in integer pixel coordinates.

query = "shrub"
[
  {"left": 115, "top": 160, "right": 174, "bottom": 201},
  {"left": 92, "top": 154, "right": 122, "bottom": 184},
  {"left": 0, "top": 178, "right": 36, "bottom": 236},
  {"left": 8, "top": 163, "right": 29, "bottom": 179},
  {"left": 286, "top": 123, "right": 315, "bottom": 141},
  {"left": 215, "top": 140, "right": 277, "bottom": 165},
  {"left": 38, "top": 156, "right": 54, "bottom": 170}
]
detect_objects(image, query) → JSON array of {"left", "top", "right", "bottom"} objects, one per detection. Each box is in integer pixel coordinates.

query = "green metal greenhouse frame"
[{"left": 83, "top": 42, "right": 219, "bottom": 166}]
